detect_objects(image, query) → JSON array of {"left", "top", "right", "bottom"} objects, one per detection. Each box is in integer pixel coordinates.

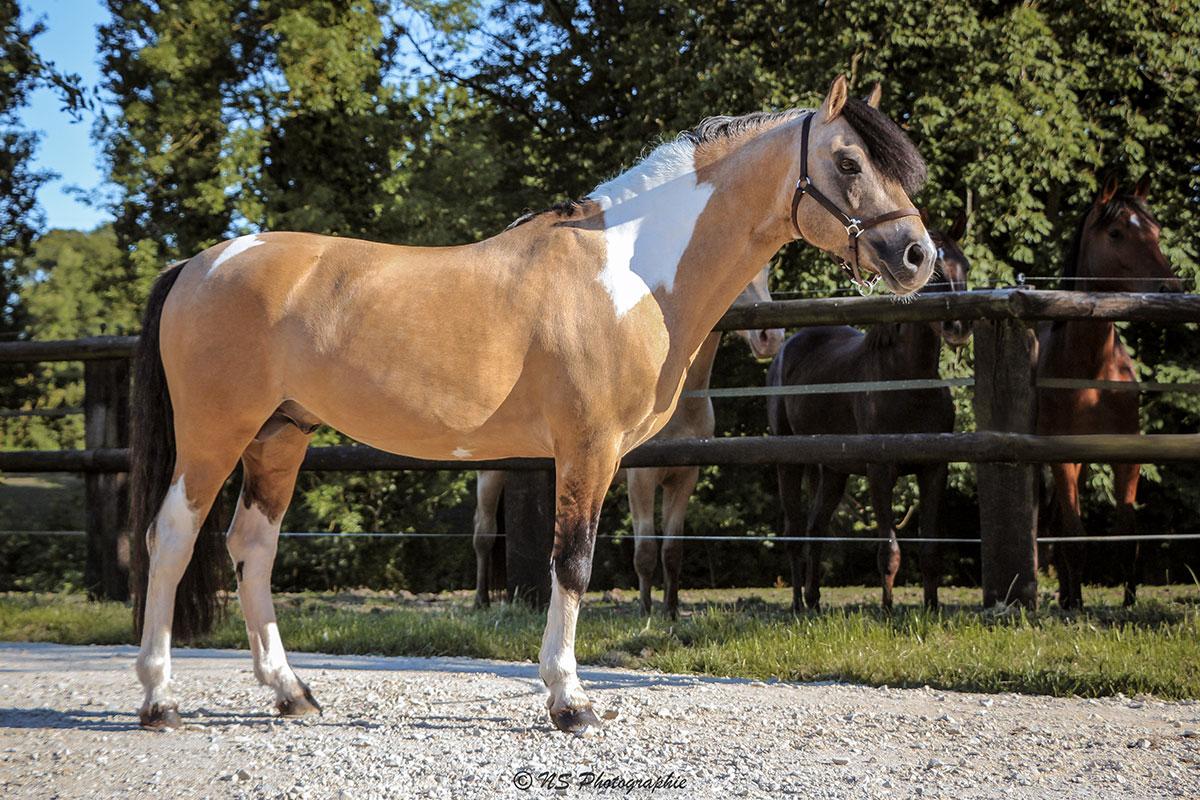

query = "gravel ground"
[{"left": 2, "top": 641, "right": 1198, "bottom": 799}]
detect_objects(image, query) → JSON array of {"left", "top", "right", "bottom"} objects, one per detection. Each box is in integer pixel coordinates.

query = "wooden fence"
[{"left": 2, "top": 289, "right": 1199, "bottom": 607}]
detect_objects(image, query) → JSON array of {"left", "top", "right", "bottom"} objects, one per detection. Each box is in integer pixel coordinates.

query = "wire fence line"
[{"left": 3, "top": 529, "right": 1198, "bottom": 545}]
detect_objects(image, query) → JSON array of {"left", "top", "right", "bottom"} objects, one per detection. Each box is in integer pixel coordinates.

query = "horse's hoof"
[
  {"left": 550, "top": 703, "right": 603, "bottom": 734},
  {"left": 140, "top": 703, "right": 183, "bottom": 730},
  {"left": 277, "top": 682, "right": 322, "bottom": 717}
]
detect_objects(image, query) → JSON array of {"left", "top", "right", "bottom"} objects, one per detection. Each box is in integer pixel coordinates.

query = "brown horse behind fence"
[
  {"left": 128, "top": 75, "right": 934, "bottom": 733},
  {"left": 767, "top": 211, "right": 970, "bottom": 611},
  {"left": 1036, "top": 175, "right": 1182, "bottom": 609}
]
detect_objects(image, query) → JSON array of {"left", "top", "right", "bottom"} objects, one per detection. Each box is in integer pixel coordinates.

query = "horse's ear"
[
  {"left": 948, "top": 211, "right": 968, "bottom": 242},
  {"left": 919, "top": 208, "right": 930, "bottom": 226},
  {"left": 865, "top": 82, "right": 882, "bottom": 109},
  {"left": 1097, "top": 174, "right": 1119, "bottom": 206},
  {"left": 1133, "top": 174, "right": 1151, "bottom": 200},
  {"left": 819, "top": 74, "right": 849, "bottom": 123}
]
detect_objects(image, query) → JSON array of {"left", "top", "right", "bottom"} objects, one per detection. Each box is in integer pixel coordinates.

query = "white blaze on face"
[
  {"left": 588, "top": 140, "right": 715, "bottom": 317},
  {"left": 209, "top": 234, "right": 264, "bottom": 274}
]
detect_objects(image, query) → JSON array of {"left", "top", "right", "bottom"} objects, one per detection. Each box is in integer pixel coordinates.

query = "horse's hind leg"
[
  {"left": 804, "top": 467, "right": 847, "bottom": 611},
  {"left": 869, "top": 465, "right": 901, "bottom": 610},
  {"left": 660, "top": 466, "right": 700, "bottom": 619},
  {"left": 138, "top": 454, "right": 240, "bottom": 728},
  {"left": 473, "top": 471, "right": 505, "bottom": 608},
  {"left": 629, "top": 468, "right": 660, "bottom": 616},
  {"left": 917, "top": 464, "right": 947, "bottom": 610},
  {"left": 1113, "top": 462, "right": 1141, "bottom": 606},
  {"left": 227, "top": 425, "right": 320, "bottom": 716}
]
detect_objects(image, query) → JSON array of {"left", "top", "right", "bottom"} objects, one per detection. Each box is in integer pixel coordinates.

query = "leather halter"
[{"left": 789, "top": 112, "right": 920, "bottom": 295}]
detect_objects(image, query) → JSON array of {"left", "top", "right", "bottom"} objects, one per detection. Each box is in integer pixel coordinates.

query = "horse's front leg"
[
  {"left": 540, "top": 445, "right": 618, "bottom": 733},
  {"left": 868, "top": 465, "right": 901, "bottom": 610},
  {"left": 916, "top": 464, "right": 948, "bottom": 610},
  {"left": 473, "top": 470, "right": 505, "bottom": 609},
  {"left": 1112, "top": 462, "right": 1141, "bottom": 607}
]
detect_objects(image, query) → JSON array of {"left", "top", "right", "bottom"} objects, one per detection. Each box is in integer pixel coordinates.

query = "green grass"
[{"left": 2, "top": 584, "right": 1198, "bottom": 700}]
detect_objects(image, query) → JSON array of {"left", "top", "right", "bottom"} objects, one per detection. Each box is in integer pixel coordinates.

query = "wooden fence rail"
[{"left": 2, "top": 288, "right": 1198, "bottom": 607}]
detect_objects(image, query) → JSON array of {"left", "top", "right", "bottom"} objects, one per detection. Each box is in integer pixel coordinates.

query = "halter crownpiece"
[{"left": 789, "top": 112, "right": 920, "bottom": 296}]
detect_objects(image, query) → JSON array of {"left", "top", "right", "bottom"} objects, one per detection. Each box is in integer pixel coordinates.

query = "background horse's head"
[
  {"left": 793, "top": 76, "right": 934, "bottom": 295},
  {"left": 921, "top": 208, "right": 972, "bottom": 347},
  {"left": 1066, "top": 174, "right": 1182, "bottom": 294},
  {"left": 732, "top": 264, "right": 784, "bottom": 359}
]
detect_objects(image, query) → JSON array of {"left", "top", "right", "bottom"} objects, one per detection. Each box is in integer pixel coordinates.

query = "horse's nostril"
[{"left": 903, "top": 242, "right": 926, "bottom": 271}]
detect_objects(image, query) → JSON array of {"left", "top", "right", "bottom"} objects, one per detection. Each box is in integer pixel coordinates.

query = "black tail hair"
[{"left": 130, "top": 260, "right": 226, "bottom": 642}]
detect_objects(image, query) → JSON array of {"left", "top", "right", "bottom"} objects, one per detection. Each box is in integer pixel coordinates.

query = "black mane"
[{"left": 1062, "top": 194, "right": 1158, "bottom": 289}]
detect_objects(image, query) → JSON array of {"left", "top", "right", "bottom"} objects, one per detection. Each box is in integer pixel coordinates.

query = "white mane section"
[{"left": 587, "top": 138, "right": 715, "bottom": 317}]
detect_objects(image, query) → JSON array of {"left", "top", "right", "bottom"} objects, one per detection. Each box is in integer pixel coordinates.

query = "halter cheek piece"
[{"left": 789, "top": 112, "right": 920, "bottom": 296}]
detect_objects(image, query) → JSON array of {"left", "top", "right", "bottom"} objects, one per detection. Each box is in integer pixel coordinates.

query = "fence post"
[
  {"left": 973, "top": 319, "right": 1039, "bottom": 608},
  {"left": 504, "top": 469, "right": 555, "bottom": 608},
  {"left": 83, "top": 358, "right": 131, "bottom": 602}
]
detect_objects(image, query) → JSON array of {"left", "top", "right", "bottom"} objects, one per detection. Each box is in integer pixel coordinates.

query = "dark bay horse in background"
[
  {"left": 1036, "top": 175, "right": 1182, "bottom": 609},
  {"left": 472, "top": 266, "right": 783, "bottom": 614},
  {"left": 129, "top": 75, "right": 933, "bottom": 734},
  {"left": 768, "top": 211, "right": 970, "bottom": 611}
]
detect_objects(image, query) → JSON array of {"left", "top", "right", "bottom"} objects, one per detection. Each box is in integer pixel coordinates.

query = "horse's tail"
[{"left": 131, "top": 260, "right": 226, "bottom": 643}]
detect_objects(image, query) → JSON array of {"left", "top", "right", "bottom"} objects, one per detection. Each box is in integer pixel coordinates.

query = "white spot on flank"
[
  {"left": 452, "top": 447, "right": 473, "bottom": 459},
  {"left": 588, "top": 140, "right": 715, "bottom": 317},
  {"left": 209, "top": 234, "right": 264, "bottom": 274}
]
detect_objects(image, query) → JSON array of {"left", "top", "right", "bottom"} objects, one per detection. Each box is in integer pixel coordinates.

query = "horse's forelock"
[{"left": 839, "top": 99, "right": 927, "bottom": 196}]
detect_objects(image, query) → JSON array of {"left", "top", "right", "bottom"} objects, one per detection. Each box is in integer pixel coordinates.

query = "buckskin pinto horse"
[
  {"left": 472, "top": 266, "right": 784, "bottom": 614},
  {"left": 130, "top": 75, "right": 933, "bottom": 734},
  {"left": 1036, "top": 175, "right": 1182, "bottom": 610},
  {"left": 767, "top": 210, "right": 970, "bottom": 611}
]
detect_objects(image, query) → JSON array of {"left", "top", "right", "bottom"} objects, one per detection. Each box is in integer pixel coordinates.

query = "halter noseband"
[{"left": 789, "top": 112, "right": 920, "bottom": 296}]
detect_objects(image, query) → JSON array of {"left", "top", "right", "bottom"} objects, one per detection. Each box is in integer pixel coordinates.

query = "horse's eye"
[
  {"left": 1108, "top": 229, "right": 1121, "bottom": 239},
  {"left": 839, "top": 159, "right": 860, "bottom": 174}
]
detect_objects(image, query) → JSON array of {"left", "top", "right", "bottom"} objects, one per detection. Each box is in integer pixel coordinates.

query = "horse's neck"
[
  {"left": 681, "top": 331, "right": 723, "bottom": 392},
  {"left": 1052, "top": 320, "right": 1124, "bottom": 376},
  {"left": 866, "top": 322, "right": 942, "bottom": 377},
  {"left": 655, "top": 127, "right": 797, "bottom": 368}
]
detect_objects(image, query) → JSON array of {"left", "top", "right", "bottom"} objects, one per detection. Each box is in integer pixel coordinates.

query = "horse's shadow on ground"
[{"left": 0, "top": 707, "right": 134, "bottom": 732}]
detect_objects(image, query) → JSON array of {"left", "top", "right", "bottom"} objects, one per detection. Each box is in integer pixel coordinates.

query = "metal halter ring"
[{"left": 845, "top": 220, "right": 864, "bottom": 238}]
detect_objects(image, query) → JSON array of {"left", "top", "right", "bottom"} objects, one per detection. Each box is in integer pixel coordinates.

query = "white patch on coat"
[
  {"left": 588, "top": 140, "right": 715, "bottom": 317},
  {"left": 452, "top": 447, "right": 473, "bottom": 459},
  {"left": 209, "top": 234, "right": 264, "bottom": 274},
  {"left": 1128, "top": 214, "right": 1141, "bottom": 229}
]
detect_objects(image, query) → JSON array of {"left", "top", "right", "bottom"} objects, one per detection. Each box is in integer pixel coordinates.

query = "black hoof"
[
  {"left": 140, "top": 703, "right": 182, "bottom": 730},
  {"left": 550, "top": 703, "right": 603, "bottom": 734},
  {"left": 277, "top": 681, "right": 322, "bottom": 717}
]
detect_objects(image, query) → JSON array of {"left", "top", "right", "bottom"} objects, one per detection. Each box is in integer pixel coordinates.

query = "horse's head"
[
  {"left": 731, "top": 264, "right": 784, "bottom": 359},
  {"left": 791, "top": 76, "right": 935, "bottom": 295},
  {"left": 921, "top": 209, "right": 973, "bottom": 348},
  {"left": 1071, "top": 175, "right": 1182, "bottom": 294}
]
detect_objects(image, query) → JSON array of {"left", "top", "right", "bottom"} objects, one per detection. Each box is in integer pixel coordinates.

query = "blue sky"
[{"left": 19, "top": 0, "right": 110, "bottom": 232}]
